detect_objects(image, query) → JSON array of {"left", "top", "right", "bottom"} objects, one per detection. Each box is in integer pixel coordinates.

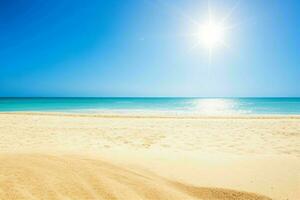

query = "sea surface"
[{"left": 0, "top": 98, "right": 300, "bottom": 115}]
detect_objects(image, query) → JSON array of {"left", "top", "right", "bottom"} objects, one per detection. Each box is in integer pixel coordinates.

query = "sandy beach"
[{"left": 0, "top": 113, "right": 299, "bottom": 200}]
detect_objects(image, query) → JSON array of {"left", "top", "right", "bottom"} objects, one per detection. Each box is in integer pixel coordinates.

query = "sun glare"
[
  {"left": 187, "top": 4, "right": 237, "bottom": 60},
  {"left": 200, "top": 20, "right": 226, "bottom": 49}
]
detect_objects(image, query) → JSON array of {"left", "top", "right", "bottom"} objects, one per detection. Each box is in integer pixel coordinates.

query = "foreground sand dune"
[{"left": 0, "top": 154, "right": 271, "bottom": 200}]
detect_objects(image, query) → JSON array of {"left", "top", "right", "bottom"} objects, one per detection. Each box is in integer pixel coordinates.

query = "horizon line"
[{"left": 0, "top": 96, "right": 299, "bottom": 98}]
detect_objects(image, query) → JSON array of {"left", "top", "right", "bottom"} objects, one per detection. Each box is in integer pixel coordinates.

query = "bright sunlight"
[{"left": 199, "top": 19, "right": 226, "bottom": 50}]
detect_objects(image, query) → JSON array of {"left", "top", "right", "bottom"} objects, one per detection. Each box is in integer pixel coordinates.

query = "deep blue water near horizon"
[{"left": 0, "top": 97, "right": 300, "bottom": 115}]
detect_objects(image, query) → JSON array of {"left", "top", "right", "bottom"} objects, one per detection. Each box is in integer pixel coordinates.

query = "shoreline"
[{"left": 1, "top": 111, "right": 300, "bottom": 119}]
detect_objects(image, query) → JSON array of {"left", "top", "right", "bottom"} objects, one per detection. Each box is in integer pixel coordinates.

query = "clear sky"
[{"left": 0, "top": 0, "right": 299, "bottom": 97}]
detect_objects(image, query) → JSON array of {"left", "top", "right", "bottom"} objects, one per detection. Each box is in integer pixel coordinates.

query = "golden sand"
[
  {"left": 0, "top": 113, "right": 299, "bottom": 200},
  {"left": 0, "top": 154, "right": 271, "bottom": 200}
]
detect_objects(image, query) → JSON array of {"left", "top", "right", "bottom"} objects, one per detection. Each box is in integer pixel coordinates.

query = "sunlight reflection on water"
[{"left": 192, "top": 99, "right": 245, "bottom": 115}]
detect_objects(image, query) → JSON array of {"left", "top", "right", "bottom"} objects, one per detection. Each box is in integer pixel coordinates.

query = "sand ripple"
[{"left": 0, "top": 154, "right": 271, "bottom": 200}]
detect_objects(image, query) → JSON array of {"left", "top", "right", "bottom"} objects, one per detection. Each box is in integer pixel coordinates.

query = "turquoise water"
[{"left": 0, "top": 98, "right": 300, "bottom": 115}]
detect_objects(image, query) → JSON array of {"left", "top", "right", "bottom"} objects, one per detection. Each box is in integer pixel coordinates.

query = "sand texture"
[
  {"left": 0, "top": 113, "right": 299, "bottom": 200},
  {"left": 0, "top": 154, "right": 271, "bottom": 200}
]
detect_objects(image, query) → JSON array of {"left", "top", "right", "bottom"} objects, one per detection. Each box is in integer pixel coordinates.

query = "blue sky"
[{"left": 0, "top": 0, "right": 299, "bottom": 97}]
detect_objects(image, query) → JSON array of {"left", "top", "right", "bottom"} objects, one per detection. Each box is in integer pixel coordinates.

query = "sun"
[
  {"left": 200, "top": 20, "right": 226, "bottom": 49},
  {"left": 192, "top": 13, "right": 230, "bottom": 61},
  {"left": 188, "top": 6, "right": 235, "bottom": 60}
]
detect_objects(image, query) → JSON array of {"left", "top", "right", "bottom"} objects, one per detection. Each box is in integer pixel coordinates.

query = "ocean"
[{"left": 0, "top": 98, "right": 300, "bottom": 115}]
